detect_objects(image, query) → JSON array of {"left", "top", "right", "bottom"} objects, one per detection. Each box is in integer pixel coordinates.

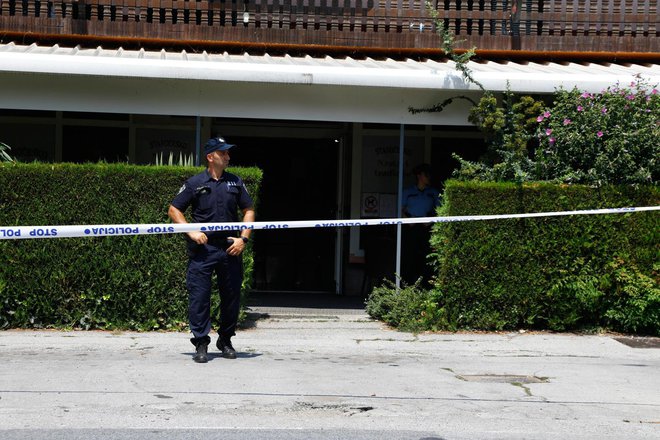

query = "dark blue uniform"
[
  {"left": 401, "top": 184, "right": 439, "bottom": 286},
  {"left": 171, "top": 169, "right": 254, "bottom": 345},
  {"left": 402, "top": 185, "right": 440, "bottom": 218}
]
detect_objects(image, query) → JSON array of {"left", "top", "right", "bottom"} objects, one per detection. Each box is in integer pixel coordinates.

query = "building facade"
[{"left": 1, "top": 0, "right": 658, "bottom": 294}]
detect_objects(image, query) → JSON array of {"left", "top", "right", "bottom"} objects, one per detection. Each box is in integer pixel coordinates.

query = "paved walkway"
[
  {"left": 0, "top": 311, "right": 659, "bottom": 439},
  {"left": 245, "top": 291, "right": 368, "bottom": 316}
]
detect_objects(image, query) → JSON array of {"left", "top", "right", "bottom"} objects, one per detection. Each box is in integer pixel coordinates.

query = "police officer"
[
  {"left": 401, "top": 163, "right": 440, "bottom": 286},
  {"left": 168, "top": 136, "right": 255, "bottom": 363},
  {"left": 402, "top": 163, "right": 440, "bottom": 219}
]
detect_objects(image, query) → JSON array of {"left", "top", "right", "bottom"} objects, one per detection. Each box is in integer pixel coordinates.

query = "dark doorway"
[
  {"left": 431, "top": 135, "right": 488, "bottom": 190},
  {"left": 63, "top": 125, "right": 129, "bottom": 163},
  {"left": 229, "top": 137, "right": 339, "bottom": 293}
]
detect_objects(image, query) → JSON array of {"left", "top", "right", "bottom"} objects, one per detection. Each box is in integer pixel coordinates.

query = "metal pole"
[
  {"left": 334, "top": 137, "right": 345, "bottom": 295},
  {"left": 395, "top": 124, "right": 405, "bottom": 292},
  {"left": 195, "top": 115, "right": 201, "bottom": 167}
]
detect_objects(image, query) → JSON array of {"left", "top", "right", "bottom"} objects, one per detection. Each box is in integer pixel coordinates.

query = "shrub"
[
  {"left": 602, "top": 259, "right": 660, "bottom": 334},
  {"left": 0, "top": 142, "right": 14, "bottom": 163},
  {"left": 366, "top": 279, "right": 449, "bottom": 333},
  {"left": 428, "top": 181, "right": 659, "bottom": 334},
  {"left": 455, "top": 78, "right": 659, "bottom": 186},
  {"left": 536, "top": 77, "right": 659, "bottom": 185},
  {"left": 454, "top": 88, "right": 545, "bottom": 182},
  {"left": 0, "top": 162, "right": 262, "bottom": 330}
]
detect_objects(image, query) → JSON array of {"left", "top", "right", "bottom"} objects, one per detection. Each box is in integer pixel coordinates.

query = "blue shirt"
[
  {"left": 402, "top": 185, "right": 440, "bottom": 217},
  {"left": 171, "top": 170, "right": 253, "bottom": 236}
]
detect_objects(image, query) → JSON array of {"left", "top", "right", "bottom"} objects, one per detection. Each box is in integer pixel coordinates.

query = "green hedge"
[
  {"left": 430, "top": 181, "right": 659, "bottom": 335},
  {"left": 0, "top": 162, "right": 262, "bottom": 330}
]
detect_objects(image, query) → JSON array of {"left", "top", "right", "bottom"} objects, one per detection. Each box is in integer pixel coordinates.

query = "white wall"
[{"left": 0, "top": 71, "right": 479, "bottom": 126}]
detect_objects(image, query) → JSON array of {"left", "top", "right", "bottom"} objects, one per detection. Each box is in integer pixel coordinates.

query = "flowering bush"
[
  {"left": 536, "top": 77, "right": 659, "bottom": 185},
  {"left": 458, "top": 89, "right": 544, "bottom": 182}
]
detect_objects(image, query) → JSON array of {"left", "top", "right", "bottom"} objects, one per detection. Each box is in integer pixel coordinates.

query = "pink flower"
[
  {"left": 601, "top": 107, "right": 607, "bottom": 114},
  {"left": 563, "top": 118, "right": 571, "bottom": 125},
  {"left": 597, "top": 131, "right": 603, "bottom": 138},
  {"left": 652, "top": 89, "right": 658, "bottom": 95},
  {"left": 546, "top": 128, "right": 553, "bottom": 136},
  {"left": 580, "top": 92, "right": 591, "bottom": 98},
  {"left": 626, "top": 94, "right": 635, "bottom": 100},
  {"left": 549, "top": 138, "right": 556, "bottom": 146},
  {"left": 537, "top": 115, "right": 544, "bottom": 122},
  {"left": 577, "top": 105, "right": 584, "bottom": 112},
  {"left": 543, "top": 111, "right": 551, "bottom": 118}
]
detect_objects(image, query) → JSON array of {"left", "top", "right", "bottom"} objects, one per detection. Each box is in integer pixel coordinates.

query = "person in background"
[
  {"left": 168, "top": 136, "right": 255, "bottom": 364},
  {"left": 401, "top": 163, "right": 440, "bottom": 286}
]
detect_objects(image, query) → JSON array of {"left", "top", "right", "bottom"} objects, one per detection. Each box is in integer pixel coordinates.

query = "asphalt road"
[
  {"left": 0, "top": 429, "right": 445, "bottom": 440},
  {"left": 1, "top": 312, "right": 658, "bottom": 439}
]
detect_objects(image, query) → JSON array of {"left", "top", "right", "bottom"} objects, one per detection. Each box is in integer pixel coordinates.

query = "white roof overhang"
[{"left": 1, "top": 42, "right": 658, "bottom": 125}]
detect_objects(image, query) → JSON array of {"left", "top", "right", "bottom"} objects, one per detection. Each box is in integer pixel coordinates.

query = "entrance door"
[{"left": 229, "top": 137, "right": 339, "bottom": 293}]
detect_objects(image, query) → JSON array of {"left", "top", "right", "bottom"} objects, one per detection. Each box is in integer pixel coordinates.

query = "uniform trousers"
[
  {"left": 187, "top": 242, "right": 242, "bottom": 345},
  {"left": 401, "top": 223, "right": 433, "bottom": 286}
]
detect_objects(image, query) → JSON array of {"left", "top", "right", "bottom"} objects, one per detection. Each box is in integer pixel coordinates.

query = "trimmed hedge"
[
  {"left": 429, "top": 181, "right": 659, "bottom": 335},
  {"left": 0, "top": 162, "right": 262, "bottom": 330}
]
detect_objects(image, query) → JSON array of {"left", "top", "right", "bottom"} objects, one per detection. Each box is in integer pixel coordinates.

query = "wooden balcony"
[{"left": 0, "top": 0, "right": 657, "bottom": 58}]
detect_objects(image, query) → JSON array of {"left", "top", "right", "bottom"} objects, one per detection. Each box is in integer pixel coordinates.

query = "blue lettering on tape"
[
  {"left": 0, "top": 228, "right": 21, "bottom": 237},
  {"left": 90, "top": 227, "right": 139, "bottom": 236},
  {"left": 263, "top": 224, "right": 289, "bottom": 229},
  {"left": 316, "top": 221, "right": 367, "bottom": 228},
  {"left": 29, "top": 228, "right": 58, "bottom": 237},
  {"left": 147, "top": 226, "right": 175, "bottom": 234},
  {"left": 206, "top": 225, "right": 239, "bottom": 231}
]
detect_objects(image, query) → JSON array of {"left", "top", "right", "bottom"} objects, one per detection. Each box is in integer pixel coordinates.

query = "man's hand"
[
  {"left": 187, "top": 231, "right": 208, "bottom": 245},
  {"left": 170, "top": 205, "right": 208, "bottom": 245},
  {"left": 226, "top": 238, "right": 246, "bottom": 256}
]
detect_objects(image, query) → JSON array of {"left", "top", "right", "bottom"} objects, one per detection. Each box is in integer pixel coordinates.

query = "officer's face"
[
  {"left": 208, "top": 149, "right": 230, "bottom": 168},
  {"left": 418, "top": 171, "right": 430, "bottom": 186}
]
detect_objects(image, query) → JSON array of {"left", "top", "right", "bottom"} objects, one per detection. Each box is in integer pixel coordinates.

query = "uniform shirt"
[
  {"left": 402, "top": 185, "right": 440, "bottom": 217},
  {"left": 171, "top": 169, "right": 254, "bottom": 237}
]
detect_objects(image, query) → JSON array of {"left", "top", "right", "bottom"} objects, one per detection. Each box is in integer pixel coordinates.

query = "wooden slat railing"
[{"left": 0, "top": 0, "right": 656, "bottom": 53}]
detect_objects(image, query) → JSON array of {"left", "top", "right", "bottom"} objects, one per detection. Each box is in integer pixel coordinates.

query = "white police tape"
[{"left": 0, "top": 206, "right": 658, "bottom": 240}]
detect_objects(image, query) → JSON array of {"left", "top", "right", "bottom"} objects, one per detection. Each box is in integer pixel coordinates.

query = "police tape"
[{"left": 0, "top": 205, "right": 658, "bottom": 240}]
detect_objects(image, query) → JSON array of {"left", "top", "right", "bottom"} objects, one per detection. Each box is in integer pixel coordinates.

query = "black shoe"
[
  {"left": 193, "top": 342, "right": 209, "bottom": 363},
  {"left": 216, "top": 336, "right": 237, "bottom": 359}
]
